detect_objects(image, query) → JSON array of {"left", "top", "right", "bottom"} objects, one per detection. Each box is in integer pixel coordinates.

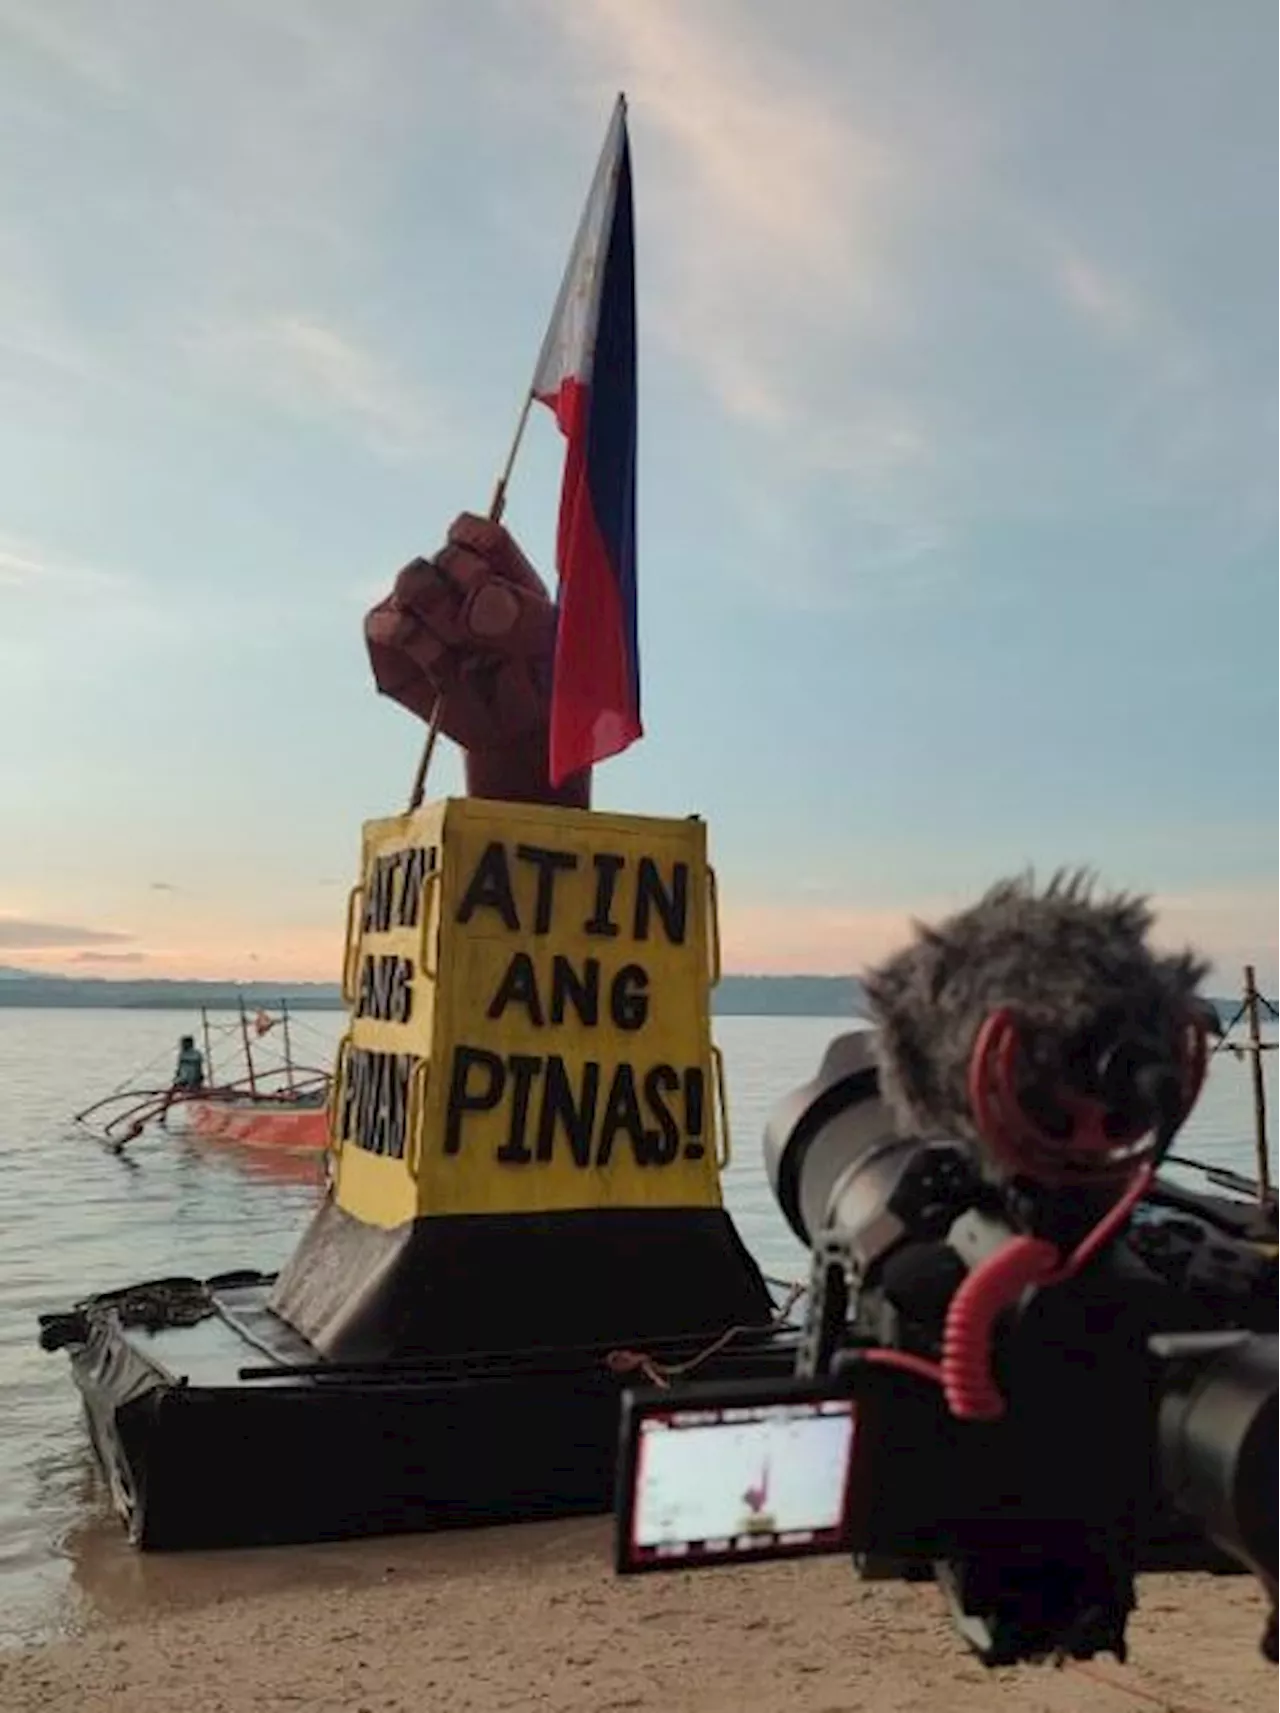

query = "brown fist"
[{"left": 365, "top": 514, "right": 590, "bottom": 808}]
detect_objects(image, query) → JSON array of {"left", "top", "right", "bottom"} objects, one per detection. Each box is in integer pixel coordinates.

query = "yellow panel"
[
  {"left": 329, "top": 804, "right": 445, "bottom": 1229},
  {"left": 419, "top": 798, "right": 724, "bottom": 1216},
  {"left": 329, "top": 797, "right": 728, "bottom": 1226}
]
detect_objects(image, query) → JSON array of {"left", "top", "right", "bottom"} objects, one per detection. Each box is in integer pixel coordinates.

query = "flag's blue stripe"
[{"left": 582, "top": 129, "right": 639, "bottom": 719}]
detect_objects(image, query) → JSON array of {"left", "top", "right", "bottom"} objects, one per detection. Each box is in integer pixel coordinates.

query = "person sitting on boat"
[{"left": 172, "top": 1035, "right": 205, "bottom": 1092}]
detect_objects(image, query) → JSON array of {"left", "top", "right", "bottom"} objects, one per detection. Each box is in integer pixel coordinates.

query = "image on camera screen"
[{"left": 620, "top": 1395, "right": 857, "bottom": 1570}]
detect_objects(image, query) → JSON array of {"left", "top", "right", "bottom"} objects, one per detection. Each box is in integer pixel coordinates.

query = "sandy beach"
[{"left": 1, "top": 1516, "right": 1272, "bottom": 1713}]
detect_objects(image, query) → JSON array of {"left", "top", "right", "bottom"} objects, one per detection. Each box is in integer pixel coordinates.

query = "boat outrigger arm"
[{"left": 72, "top": 1004, "right": 329, "bottom": 1150}]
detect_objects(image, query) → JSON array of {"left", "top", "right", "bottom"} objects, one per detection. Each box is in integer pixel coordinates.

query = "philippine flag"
[{"left": 532, "top": 96, "right": 641, "bottom": 787}]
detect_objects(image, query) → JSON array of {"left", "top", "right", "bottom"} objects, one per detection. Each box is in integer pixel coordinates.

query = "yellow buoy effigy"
[{"left": 269, "top": 797, "right": 773, "bottom": 1361}]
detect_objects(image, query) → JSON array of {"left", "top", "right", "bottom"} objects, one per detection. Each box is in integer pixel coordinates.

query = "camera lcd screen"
[{"left": 616, "top": 1382, "right": 858, "bottom": 1573}]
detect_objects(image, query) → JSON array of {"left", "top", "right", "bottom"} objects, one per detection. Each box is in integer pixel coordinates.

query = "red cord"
[
  {"left": 938, "top": 1163, "right": 1155, "bottom": 1420},
  {"left": 940, "top": 1234, "right": 1062, "bottom": 1419},
  {"left": 858, "top": 1164, "right": 1157, "bottom": 1421},
  {"left": 847, "top": 1010, "right": 1206, "bottom": 1423}
]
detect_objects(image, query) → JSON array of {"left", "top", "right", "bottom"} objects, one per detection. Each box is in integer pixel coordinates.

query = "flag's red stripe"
[
  {"left": 540, "top": 119, "right": 639, "bottom": 786},
  {"left": 547, "top": 379, "right": 641, "bottom": 784}
]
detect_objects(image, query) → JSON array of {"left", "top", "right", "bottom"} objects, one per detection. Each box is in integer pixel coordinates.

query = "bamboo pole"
[
  {"left": 238, "top": 994, "right": 259, "bottom": 1098},
  {"left": 404, "top": 389, "right": 538, "bottom": 811},
  {"left": 1242, "top": 964, "right": 1273, "bottom": 1202},
  {"left": 280, "top": 998, "right": 296, "bottom": 1094},
  {"left": 200, "top": 1005, "right": 215, "bottom": 1088}
]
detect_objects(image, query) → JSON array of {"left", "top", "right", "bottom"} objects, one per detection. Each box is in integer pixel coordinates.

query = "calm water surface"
[{"left": 0, "top": 1008, "right": 1272, "bottom": 1647}]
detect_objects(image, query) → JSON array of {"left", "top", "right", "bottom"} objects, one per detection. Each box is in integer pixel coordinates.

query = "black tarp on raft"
[{"left": 49, "top": 1272, "right": 801, "bottom": 1551}]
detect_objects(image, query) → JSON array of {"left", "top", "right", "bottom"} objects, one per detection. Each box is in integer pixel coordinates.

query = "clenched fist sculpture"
[{"left": 364, "top": 513, "right": 590, "bottom": 809}]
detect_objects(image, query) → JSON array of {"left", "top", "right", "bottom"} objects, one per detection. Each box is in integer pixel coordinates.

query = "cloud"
[
  {"left": 1054, "top": 250, "right": 1148, "bottom": 343},
  {"left": 73, "top": 949, "right": 149, "bottom": 964},
  {"left": 1038, "top": 229, "right": 1207, "bottom": 392},
  {"left": 550, "top": 0, "right": 898, "bottom": 425},
  {"left": 721, "top": 899, "right": 931, "bottom": 975},
  {"left": 149, "top": 880, "right": 177, "bottom": 891},
  {"left": 187, "top": 314, "right": 442, "bottom": 458},
  {"left": 1150, "top": 884, "right": 1279, "bottom": 989},
  {"left": 0, "top": 533, "right": 191, "bottom": 663},
  {"left": 0, "top": 917, "right": 133, "bottom": 949},
  {"left": 0, "top": 536, "right": 126, "bottom": 595},
  {"left": 720, "top": 883, "right": 1278, "bottom": 990},
  {"left": 544, "top": 2, "right": 965, "bottom": 597},
  {"left": 0, "top": 0, "right": 130, "bottom": 94}
]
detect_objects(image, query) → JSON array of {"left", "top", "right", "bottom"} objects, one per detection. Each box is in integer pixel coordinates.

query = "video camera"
[{"left": 612, "top": 880, "right": 1278, "bottom": 1671}]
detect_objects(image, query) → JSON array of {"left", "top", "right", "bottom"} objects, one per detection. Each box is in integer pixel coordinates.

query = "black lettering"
[
  {"left": 384, "top": 1052, "right": 410, "bottom": 1159},
  {"left": 361, "top": 852, "right": 394, "bottom": 933},
  {"left": 550, "top": 955, "right": 599, "bottom": 1026},
  {"left": 514, "top": 844, "right": 578, "bottom": 934},
  {"left": 339, "top": 1052, "right": 362, "bottom": 1140},
  {"left": 536, "top": 1056, "right": 598, "bottom": 1167},
  {"left": 584, "top": 852, "right": 626, "bottom": 938},
  {"left": 390, "top": 956, "right": 413, "bottom": 1024},
  {"left": 496, "top": 1054, "right": 542, "bottom": 1164},
  {"left": 487, "top": 952, "right": 544, "bottom": 1025},
  {"left": 339, "top": 1049, "right": 414, "bottom": 1159},
  {"left": 596, "top": 1063, "right": 649, "bottom": 1166},
  {"left": 356, "top": 954, "right": 377, "bottom": 1019},
  {"left": 457, "top": 841, "right": 519, "bottom": 931},
  {"left": 683, "top": 1066, "right": 706, "bottom": 1159},
  {"left": 355, "top": 1046, "right": 378, "bottom": 1149},
  {"left": 368, "top": 1053, "right": 389, "bottom": 1154},
  {"left": 397, "top": 846, "right": 430, "bottom": 928},
  {"left": 609, "top": 964, "right": 650, "bottom": 1030},
  {"left": 633, "top": 858, "right": 689, "bottom": 945},
  {"left": 444, "top": 1046, "right": 506, "bottom": 1155},
  {"left": 355, "top": 954, "right": 415, "bottom": 1023},
  {"left": 643, "top": 1065, "right": 681, "bottom": 1165}
]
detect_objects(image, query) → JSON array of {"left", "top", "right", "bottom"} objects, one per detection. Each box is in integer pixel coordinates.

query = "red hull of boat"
[{"left": 183, "top": 1099, "right": 328, "bottom": 1151}]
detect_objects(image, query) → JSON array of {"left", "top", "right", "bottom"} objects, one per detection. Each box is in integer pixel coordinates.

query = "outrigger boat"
[{"left": 73, "top": 998, "right": 331, "bottom": 1155}]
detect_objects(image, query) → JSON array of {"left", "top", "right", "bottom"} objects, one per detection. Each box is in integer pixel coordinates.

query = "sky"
[{"left": 0, "top": 0, "right": 1275, "bottom": 988}]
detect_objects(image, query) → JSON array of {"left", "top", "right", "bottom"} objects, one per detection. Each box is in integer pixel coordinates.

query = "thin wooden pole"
[
  {"left": 280, "top": 998, "right": 296, "bottom": 1094},
  {"left": 405, "top": 387, "right": 537, "bottom": 811},
  {"left": 406, "top": 693, "right": 447, "bottom": 812},
  {"left": 200, "top": 1005, "right": 215, "bottom": 1088},
  {"left": 238, "top": 994, "right": 259, "bottom": 1098},
  {"left": 1242, "top": 964, "right": 1273, "bottom": 1203},
  {"left": 488, "top": 388, "right": 536, "bottom": 526}
]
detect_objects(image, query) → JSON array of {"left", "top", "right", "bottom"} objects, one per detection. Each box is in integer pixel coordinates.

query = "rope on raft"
[{"left": 604, "top": 1277, "right": 807, "bottom": 1390}]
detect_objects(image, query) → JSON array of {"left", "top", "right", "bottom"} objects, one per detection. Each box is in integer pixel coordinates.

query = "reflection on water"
[{"left": 0, "top": 1008, "right": 1271, "bottom": 1648}]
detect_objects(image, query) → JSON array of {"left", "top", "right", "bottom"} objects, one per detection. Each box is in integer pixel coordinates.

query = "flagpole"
[
  {"left": 488, "top": 388, "right": 537, "bottom": 526},
  {"left": 406, "top": 381, "right": 539, "bottom": 809},
  {"left": 406, "top": 92, "right": 627, "bottom": 809}
]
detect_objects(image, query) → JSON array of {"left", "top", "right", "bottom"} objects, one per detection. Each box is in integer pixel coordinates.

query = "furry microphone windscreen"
[{"left": 862, "top": 871, "right": 1210, "bottom": 1145}]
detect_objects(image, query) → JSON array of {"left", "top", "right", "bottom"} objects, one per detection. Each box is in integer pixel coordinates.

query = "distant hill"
[
  {"left": 712, "top": 975, "right": 865, "bottom": 1016},
  {"left": 0, "top": 967, "right": 1252, "bottom": 1024},
  {"left": 0, "top": 967, "right": 866, "bottom": 1016},
  {"left": 0, "top": 972, "right": 342, "bottom": 1011}
]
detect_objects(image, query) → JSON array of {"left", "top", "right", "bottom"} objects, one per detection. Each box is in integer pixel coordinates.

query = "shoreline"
[{"left": 1, "top": 1517, "right": 1271, "bottom": 1713}]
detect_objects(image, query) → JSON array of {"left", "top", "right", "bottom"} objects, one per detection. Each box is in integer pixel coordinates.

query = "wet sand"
[{"left": 1, "top": 1517, "right": 1272, "bottom": 1713}]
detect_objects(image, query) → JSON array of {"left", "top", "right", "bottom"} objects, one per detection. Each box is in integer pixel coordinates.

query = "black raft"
[{"left": 38, "top": 1206, "right": 796, "bottom": 1552}]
